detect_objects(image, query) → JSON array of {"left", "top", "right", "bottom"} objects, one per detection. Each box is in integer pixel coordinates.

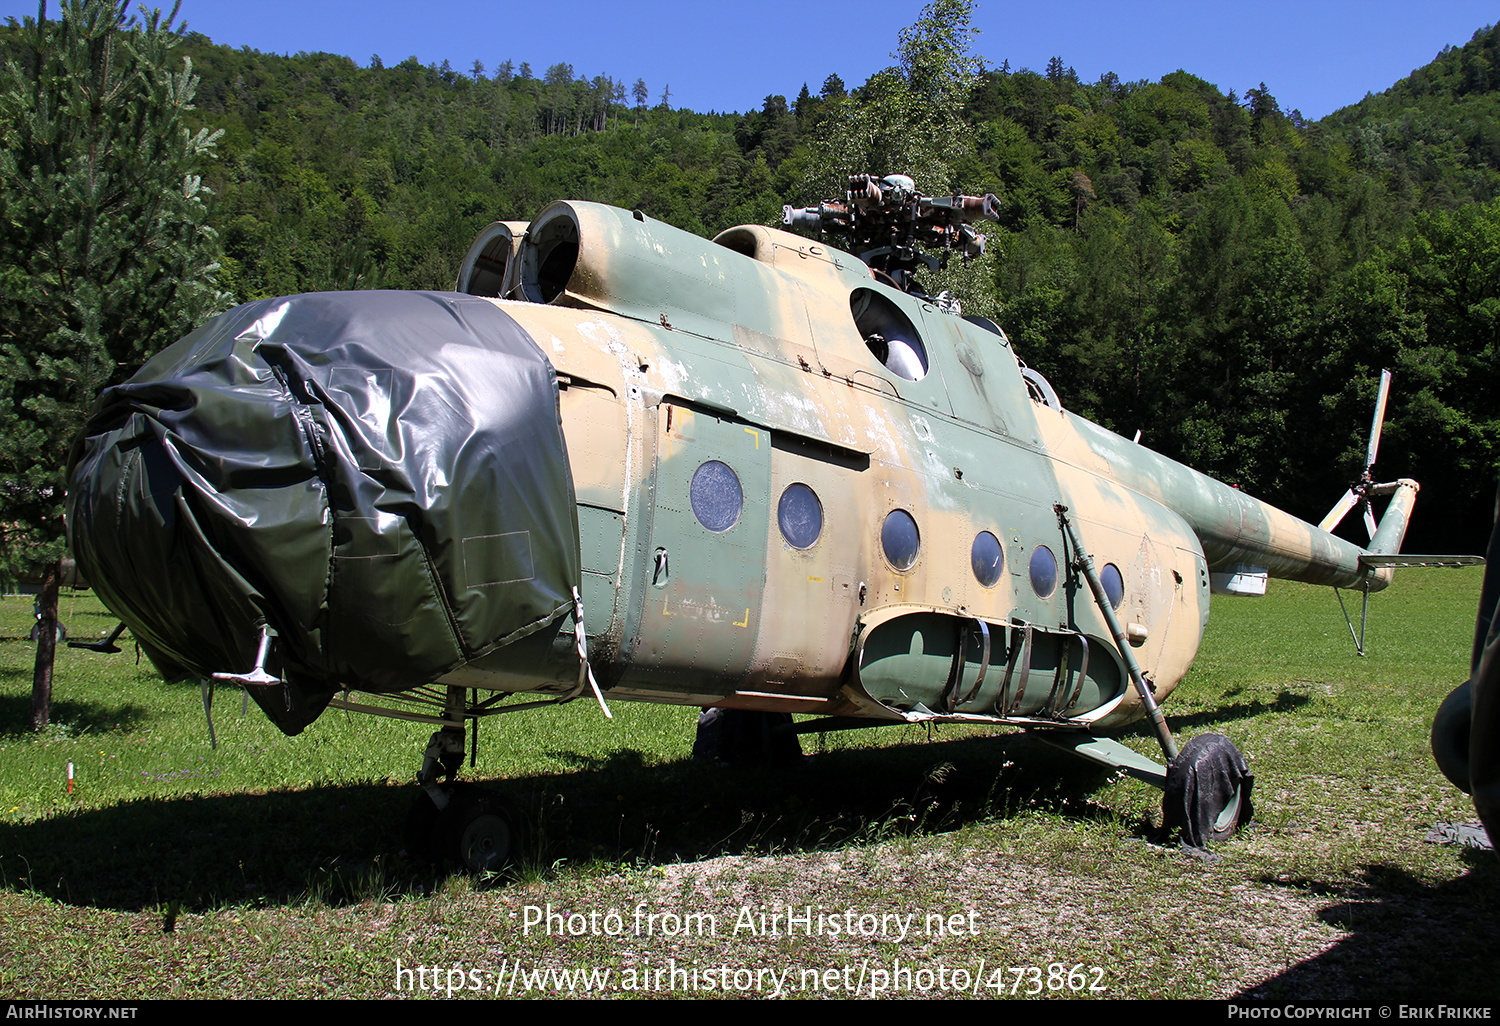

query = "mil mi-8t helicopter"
[{"left": 67, "top": 174, "right": 1452, "bottom": 870}]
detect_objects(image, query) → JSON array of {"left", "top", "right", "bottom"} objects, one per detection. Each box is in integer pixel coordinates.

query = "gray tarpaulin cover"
[
  {"left": 67, "top": 291, "right": 580, "bottom": 734},
  {"left": 1162, "top": 733, "right": 1255, "bottom": 849}
]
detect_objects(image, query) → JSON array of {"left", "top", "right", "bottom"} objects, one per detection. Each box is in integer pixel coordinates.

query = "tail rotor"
[{"left": 1319, "top": 368, "right": 1393, "bottom": 541}]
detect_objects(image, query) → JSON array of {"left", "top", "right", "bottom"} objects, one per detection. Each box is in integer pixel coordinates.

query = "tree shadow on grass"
[
  {"left": 1239, "top": 855, "right": 1500, "bottom": 1001},
  {"left": 0, "top": 694, "right": 154, "bottom": 737},
  {"left": 1160, "top": 690, "right": 1312, "bottom": 732},
  {"left": 0, "top": 729, "right": 1143, "bottom": 913}
]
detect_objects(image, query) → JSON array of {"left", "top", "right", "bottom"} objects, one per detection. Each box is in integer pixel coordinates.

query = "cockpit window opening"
[{"left": 1018, "top": 362, "right": 1062, "bottom": 410}]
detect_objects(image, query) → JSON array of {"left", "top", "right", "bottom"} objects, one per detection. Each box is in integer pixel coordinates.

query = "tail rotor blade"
[
  {"left": 1366, "top": 369, "right": 1392, "bottom": 471},
  {"left": 1320, "top": 488, "right": 1360, "bottom": 533},
  {"left": 1363, "top": 503, "right": 1378, "bottom": 541}
]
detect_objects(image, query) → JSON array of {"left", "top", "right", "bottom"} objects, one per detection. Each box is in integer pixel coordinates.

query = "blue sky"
[{"left": 4, "top": 0, "right": 1496, "bottom": 119}]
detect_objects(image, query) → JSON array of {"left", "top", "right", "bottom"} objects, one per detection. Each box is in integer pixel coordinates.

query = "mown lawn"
[{"left": 0, "top": 570, "right": 1494, "bottom": 1000}]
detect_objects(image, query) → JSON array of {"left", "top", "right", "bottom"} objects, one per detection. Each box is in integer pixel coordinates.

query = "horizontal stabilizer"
[{"left": 1358, "top": 554, "right": 1486, "bottom": 569}]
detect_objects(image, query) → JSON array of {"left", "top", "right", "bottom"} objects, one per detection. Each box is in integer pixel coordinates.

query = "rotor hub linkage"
[{"left": 784, "top": 173, "right": 1000, "bottom": 292}]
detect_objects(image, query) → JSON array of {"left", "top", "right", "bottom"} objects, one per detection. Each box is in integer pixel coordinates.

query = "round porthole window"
[
  {"left": 777, "top": 483, "right": 823, "bottom": 550},
  {"left": 690, "top": 461, "right": 742, "bottom": 532},
  {"left": 972, "top": 531, "right": 1004, "bottom": 588},
  {"left": 1029, "top": 545, "right": 1058, "bottom": 598},
  {"left": 881, "top": 509, "right": 921, "bottom": 570},
  {"left": 1100, "top": 563, "right": 1124, "bottom": 608}
]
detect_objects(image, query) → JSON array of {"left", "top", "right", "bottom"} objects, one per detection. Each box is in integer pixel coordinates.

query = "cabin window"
[
  {"left": 850, "top": 288, "right": 928, "bottom": 382},
  {"left": 1101, "top": 563, "right": 1124, "bottom": 609},
  {"left": 881, "top": 509, "right": 921, "bottom": 570},
  {"left": 777, "top": 483, "right": 823, "bottom": 550},
  {"left": 690, "top": 461, "right": 742, "bottom": 532},
  {"left": 1029, "top": 545, "right": 1058, "bottom": 597},
  {"left": 971, "top": 531, "right": 1004, "bottom": 587}
]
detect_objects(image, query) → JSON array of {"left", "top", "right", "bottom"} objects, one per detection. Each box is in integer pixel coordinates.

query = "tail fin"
[
  {"left": 1357, "top": 479, "right": 1420, "bottom": 590},
  {"left": 1366, "top": 479, "right": 1420, "bottom": 556}
]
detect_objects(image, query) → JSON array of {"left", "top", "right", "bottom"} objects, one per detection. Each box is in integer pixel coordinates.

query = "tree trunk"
[{"left": 29, "top": 558, "right": 60, "bottom": 732}]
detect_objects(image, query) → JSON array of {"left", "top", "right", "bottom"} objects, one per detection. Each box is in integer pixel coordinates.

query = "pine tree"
[
  {"left": 0, "top": 0, "right": 229, "bottom": 730},
  {"left": 632, "top": 77, "right": 647, "bottom": 126}
]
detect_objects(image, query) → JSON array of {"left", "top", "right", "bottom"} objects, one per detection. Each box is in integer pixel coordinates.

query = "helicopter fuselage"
[
  {"left": 68, "top": 199, "right": 1402, "bottom": 740},
  {"left": 438, "top": 201, "right": 1389, "bottom": 733}
]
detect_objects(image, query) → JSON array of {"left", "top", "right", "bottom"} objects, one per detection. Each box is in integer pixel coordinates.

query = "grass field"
[{"left": 0, "top": 570, "right": 1495, "bottom": 1000}]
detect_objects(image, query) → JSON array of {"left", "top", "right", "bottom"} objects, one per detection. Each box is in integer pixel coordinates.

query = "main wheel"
[
  {"left": 29, "top": 621, "right": 66, "bottom": 642},
  {"left": 1162, "top": 733, "right": 1254, "bottom": 847},
  {"left": 1432, "top": 680, "right": 1472, "bottom": 794},
  {"left": 442, "top": 784, "right": 526, "bottom": 874}
]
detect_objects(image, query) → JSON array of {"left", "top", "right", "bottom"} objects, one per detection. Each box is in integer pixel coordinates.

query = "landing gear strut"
[
  {"left": 1054, "top": 505, "right": 1253, "bottom": 846},
  {"left": 408, "top": 688, "right": 526, "bottom": 873}
]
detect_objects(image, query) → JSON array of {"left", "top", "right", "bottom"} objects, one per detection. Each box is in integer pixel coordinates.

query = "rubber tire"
[
  {"left": 403, "top": 790, "right": 442, "bottom": 863},
  {"left": 1432, "top": 680, "right": 1472, "bottom": 795},
  {"left": 29, "top": 621, "right": 66, "bottom": 642},
  {"left": 1162, "top": 733, "right": 1253, "bottom": 847},
  {"left": 443, "top": 784, "right": 526, "bottom": 874}
]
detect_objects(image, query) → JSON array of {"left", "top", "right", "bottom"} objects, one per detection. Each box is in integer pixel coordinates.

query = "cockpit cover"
[{"left": 68, "top": 291, "right": 579, "bottom": 732}]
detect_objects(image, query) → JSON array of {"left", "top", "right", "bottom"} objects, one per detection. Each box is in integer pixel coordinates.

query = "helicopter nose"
[
  {"left": 67, "top": 331, "right": 334, "bottom": 696},
  {"left": 67, "top": 291, "right": 582, "bottom": 728}
]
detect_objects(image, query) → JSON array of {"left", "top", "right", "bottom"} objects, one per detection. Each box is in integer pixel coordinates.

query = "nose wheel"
[
  {"left": 447, "top": 784, "right": 525, "bottom": 873},
  {"left": 407, "top": 781, "right": 527, "bottom": 873},
  {"left": 408, "top": 708, "right": 527, "bottom": 873}
]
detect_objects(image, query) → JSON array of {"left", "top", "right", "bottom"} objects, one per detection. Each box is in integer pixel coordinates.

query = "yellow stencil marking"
[{"left": 735, "top": 609, "right": 750, "bottom": 627}]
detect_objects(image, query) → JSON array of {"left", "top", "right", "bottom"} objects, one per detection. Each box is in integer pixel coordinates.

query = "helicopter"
[
  {"left": 1431, "top": 482, "right": 1500, "bottom": 847},
  {"left": 66, "top": 173, "right": 1464, "bottom": 870}
]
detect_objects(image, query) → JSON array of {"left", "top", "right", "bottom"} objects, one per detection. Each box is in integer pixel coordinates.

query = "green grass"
[{"left": 0, "top": 572, "right": 1494, "bottom": 1000}]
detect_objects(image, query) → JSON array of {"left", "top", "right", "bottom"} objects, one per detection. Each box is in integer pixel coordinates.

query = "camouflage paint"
[{"left": 449, "top": 201, "right": 1412, "bottom": 734}]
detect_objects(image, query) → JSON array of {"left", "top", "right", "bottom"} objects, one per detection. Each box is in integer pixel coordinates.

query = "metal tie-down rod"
[{"left": 1054, "top": 504, "right": 1179, "bottom": 762}]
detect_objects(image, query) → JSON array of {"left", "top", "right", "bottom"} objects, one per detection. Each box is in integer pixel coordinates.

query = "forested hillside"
[
  {"left": 3, "top": 7, "right": 1496, "bottom": 549},
  {"left": 961, "top": 26, "right": 1500, "bottom": 552}
]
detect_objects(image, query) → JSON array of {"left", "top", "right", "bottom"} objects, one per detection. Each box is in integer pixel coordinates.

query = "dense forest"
[{"left": 4, "top": 4, "right": 1498, "bottom": 551}]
